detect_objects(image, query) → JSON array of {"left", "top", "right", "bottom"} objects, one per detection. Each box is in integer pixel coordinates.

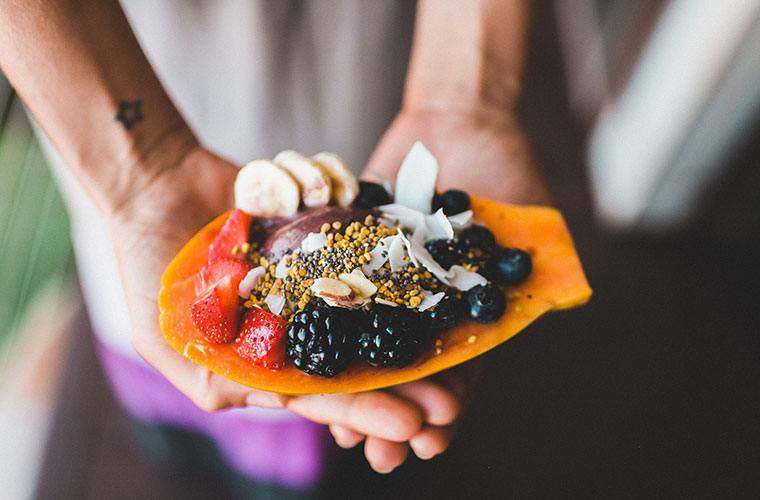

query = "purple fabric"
[{"left": 95, "top": 342, "right": 334, "bottom": 490}]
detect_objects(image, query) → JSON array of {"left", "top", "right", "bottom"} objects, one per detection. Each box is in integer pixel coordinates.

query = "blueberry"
[
  {"left": 355, "top": 181, "right": 391, "bottom": 208},
  {"left": 432, "top": 189, "right": 471, "bottom": 215},
  {"left": 458, "top": 225, "right": 497, "bottom": 253},
  {"left": 466, "top": 284, "right": 507, "bottom": 324},
  {"left": 424, "top": 239, "right": 462, "bottom": 269},
  {"left": 490, "top": 248, "right": 532, "bottom": 285}
]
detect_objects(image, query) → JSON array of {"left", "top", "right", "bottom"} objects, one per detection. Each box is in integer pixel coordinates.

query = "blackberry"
[
  {"left": 357, "top": 305, "right": 428, "bottom": 367},
  {"left": 424, "top": 295, "right": 464, "bottom": 332},
  {"left": 424, "top": 238, "right": 462, "bottom": 269},
  {"left": 458, "top": 225, "right": 497, "bottom": 253},
  {"left": 466, "top": 284, "right": 507, "bottom": 324},
  {"left": 432, "top": 189, "right": 471, "bottom": 215},
  {"left": 286, "top": 304, "right": 356, "bottom": 377},
  {"left": 355, "top": 181, "right": 391, "bottom": 208},
  {"left": 490, "top": 247, "right": 532, "bottom": 285}
]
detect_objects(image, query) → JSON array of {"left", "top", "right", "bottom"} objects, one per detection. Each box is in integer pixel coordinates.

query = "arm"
[
  {"left": 0, "top": 0, "right": 195, "bottom": 213},
  {"left": 0, "top": 0, "right": 466, "bottom": 474},
  {"left": 360, "top": 0, "right": 549, "bottom": 472},
  {"left": 367, "top": 0, "right": 549, "bottom": 205},
  {"left": 405, "top": 0, "right": 528, "bottom": 118}
]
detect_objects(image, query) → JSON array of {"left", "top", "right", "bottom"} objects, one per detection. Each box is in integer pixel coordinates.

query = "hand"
[
  {"left": 365, "top": 107, "right": 550, "bottom": 205},
  {"left": 109, "top": 144, "right": 474, "bottom": 473},
  {"left": 110, "top": 146, "right": 291, "bottom": 409},
  {"left": 352, "top": 106, "right": 551, "bottom": 470}
]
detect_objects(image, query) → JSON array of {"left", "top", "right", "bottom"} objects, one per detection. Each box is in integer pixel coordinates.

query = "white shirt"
[{"left": 43, "top": 0, "right": 414, "bottom": 360}]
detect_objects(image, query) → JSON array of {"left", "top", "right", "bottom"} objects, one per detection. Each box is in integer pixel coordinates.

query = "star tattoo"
[{"left": 115, "top": 99, "right": 143, "bottom": 130}]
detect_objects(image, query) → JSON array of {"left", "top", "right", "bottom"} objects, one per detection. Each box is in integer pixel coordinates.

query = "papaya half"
[{"left": 158, "top": 196, "right": 592, "bottom": 395}]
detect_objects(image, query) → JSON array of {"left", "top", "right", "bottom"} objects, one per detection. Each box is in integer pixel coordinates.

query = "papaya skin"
[{"left": 159, "top": 196, "right": 592, "bottom": 395}]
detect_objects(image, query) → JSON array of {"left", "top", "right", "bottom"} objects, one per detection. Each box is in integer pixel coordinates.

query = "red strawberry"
[
  {"left": 235, "top": 307, "right": 287, "bottom": 369},
  {"left": 208, "top": 209, "right": 252, "bottom": 263},
  {"left": 196, "top": 258, "right": 251, "bottom": 296},
  {"left": 191, "top": 276, "right": 241, "bottom": 343}
]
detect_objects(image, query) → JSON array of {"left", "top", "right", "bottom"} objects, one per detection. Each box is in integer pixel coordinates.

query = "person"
[{"left": 0, "top": 0, "right": 548, "bottom": 491}]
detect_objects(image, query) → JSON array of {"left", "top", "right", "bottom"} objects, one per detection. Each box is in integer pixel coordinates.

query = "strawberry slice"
[
  {"left": 196, "top": 258, "right": 251, "bottom": 297},
  {"left": 191, "top": 276, "right": 241, "bottom": 343},
  {"left": 235, "top": 307, "right": 287, "bottom": 369},
  {"left": 208, "top": 209, "right": 252, "bottom": 263}
]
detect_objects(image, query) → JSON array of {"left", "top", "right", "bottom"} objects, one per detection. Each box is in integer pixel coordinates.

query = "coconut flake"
[
  {"left": 300, "top": 232, "right": 328, "bottom": 253},
  {"left": 387, "top": 234, "right": 406, "bottom": 272},
  {"left": 424, "top": 209, "right": 454, "bottom": 241},
  {"left": 264, "top": 293, "right": 286, "bottom": 315},
  {"left": 397, "top": 230, "right": 420, "bottom": 267},
  {"left": 238, "top": 266, "right": 266, "bottom": 298},
  {"left": 362, "top": 235, "right": 398, "bottom": 275},
  {"left": 378, "top": 203, "right": 426, "bottom": 231},
  {"left": 394, "top": 141, "right": 438, "bottom": 214},
  {"left": 417, "top": 291, "right": 446, "bottom": 312},
  {"left": 274, "top": 255, "right": 292, "bottom": 279},
  {"left": 362, "top": 241, "right": 389, "bottom": 275},
  {"left": 447, "top": 265, "right": 487, "bottom": 291},
  {"left": 405, "top": 233, "right": 451, "bottom": 282},
  {"left": 448, "top": 210, "right": 473, "bottom": 228}
]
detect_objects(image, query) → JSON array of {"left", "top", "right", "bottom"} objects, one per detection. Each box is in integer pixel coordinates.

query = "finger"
[
  {"left": 434, "top": 359, "right": 486, "bottom": 406},
  {"left": 132, "top": 323, "right": 287, "bottom": 412},
  {"left": 363, "top": 121, "right": 417, "bottom": 181},
  {"left": 389, "top": 379, "right": 462, "bottom": 426},
  {"left": 329, "top": 424, "right": 365, "bottom": 449},
  {"left": 364, "top": 436, "right": 409, "bottom": 474},
  {"left": 409, "top": 425, "right": 456, "bottom": 460},
  {"left": 286, "top": 392, "right": 423, "bottom": 442}
]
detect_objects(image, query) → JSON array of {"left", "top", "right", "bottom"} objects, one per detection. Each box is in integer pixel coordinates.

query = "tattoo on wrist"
[{"left": 115, "top": 99, "right": 143, "bottom": 130}]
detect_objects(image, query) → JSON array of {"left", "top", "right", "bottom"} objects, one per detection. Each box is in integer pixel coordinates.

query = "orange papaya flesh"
[{"left": 159, "top": 196, "right": 592, "bottom": 395}]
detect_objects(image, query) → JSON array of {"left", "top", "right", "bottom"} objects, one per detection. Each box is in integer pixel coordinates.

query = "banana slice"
[
  {"left": 312, "top": 152, "right": 359, "bottom": 207},
  {"left": 273, "top": 150, "right": 332, "bottom": 207},
  {"left": 234, "top": 159, "right": 300, "bottom": 217}
]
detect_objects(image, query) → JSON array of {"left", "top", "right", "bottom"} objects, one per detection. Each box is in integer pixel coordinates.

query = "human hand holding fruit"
[
  {"left": 339, "top": 107, "right": 552, "bottom": 472},
  {"left": 111, "top": 144, "right": 476, "bottom": 473}
]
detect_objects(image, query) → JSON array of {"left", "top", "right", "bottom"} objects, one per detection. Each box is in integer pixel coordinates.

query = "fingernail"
[
  {"left": 335, "top": 439, "right": 353, "bottom": 449},
  {"left": 373, "top": 465, "right": 395, "bottom": 474},
  {"left": 411, "top": 445, "right": 438, "bottom": 460}
]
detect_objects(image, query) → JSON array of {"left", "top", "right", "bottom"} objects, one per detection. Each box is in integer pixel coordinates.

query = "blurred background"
[{"left": 1, "top": 0, "right": 759, "bottom": 497}]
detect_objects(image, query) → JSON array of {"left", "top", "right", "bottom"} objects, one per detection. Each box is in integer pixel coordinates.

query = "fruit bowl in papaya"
[{"left": 158, "top": 194, "right": 591, "bottom": 395}]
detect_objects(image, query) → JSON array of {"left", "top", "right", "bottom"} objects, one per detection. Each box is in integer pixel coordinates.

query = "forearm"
[
  {"left": 0, "top": 0, "right": 196, "bottom": 212},
  {"left": 405, "top": 0, "right": 530, "bottom": 118}
]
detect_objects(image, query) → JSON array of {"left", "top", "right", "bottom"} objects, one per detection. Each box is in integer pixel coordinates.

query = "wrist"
[
  {"left": 395, "top": 104, "right": 523, "bottom": 141},
  {"left": 403, "top": 61, "right": 522, "bottom": 120},
  {"left": 403, "top": 0, "right": 527, "bottom": 119},
  {"left": 100, "top": 124, "right": 199, "bottom": 216}
]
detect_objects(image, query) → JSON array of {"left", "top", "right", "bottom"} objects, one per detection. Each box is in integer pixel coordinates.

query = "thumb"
[{"left": 363, "top": 125, "right": 419, "bottom": 183}]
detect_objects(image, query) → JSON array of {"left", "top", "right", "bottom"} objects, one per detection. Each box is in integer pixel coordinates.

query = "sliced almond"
[
  {"left": 274, "top": 150, "right": 332, "bottom": 207},
  {"left": 375, "top": 297, "right": 399, "bottom": 307},
  {"left": 312, "top": 152, "right": 359, "bottom": 207},
  {"left": 338, "top": 269, "right": 377, "bottom": 298},
  {"left": 234, "top": 159, "right": 300, "bottom": 217},
  {"left": 311, "top": 278, "right": 352, "bottom": 299}
]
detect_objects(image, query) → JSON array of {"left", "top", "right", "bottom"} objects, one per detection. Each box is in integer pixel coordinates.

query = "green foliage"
[{"left": 0, "top": 95, "right": 72, "bottom": 345}]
